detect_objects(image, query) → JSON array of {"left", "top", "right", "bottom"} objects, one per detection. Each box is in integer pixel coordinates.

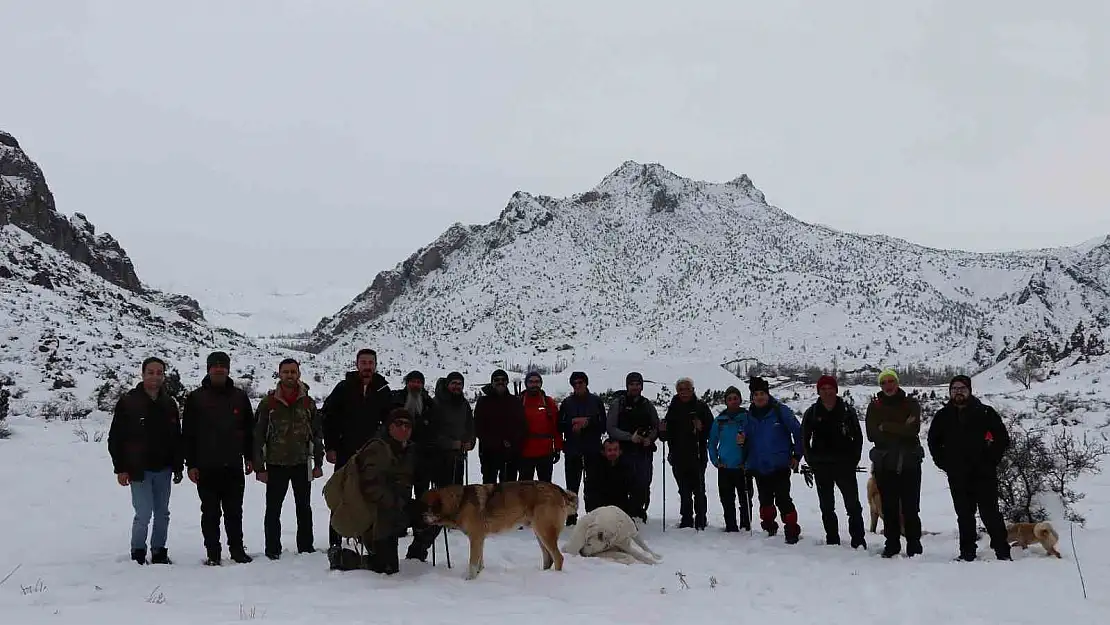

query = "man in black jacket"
[
  {"left": 322, "top": 348, "right": 392, "bottom": 551},
  {"left": 605, "top": 372, "right": 660, "bottom": 523},
  {"left": 558, "top": 371, "right": 607, "bottom": 525},
  {"left": 927, "top": 375, "right": 1012, "bottom": 561},
  {"left": 432, "top": 372, "right": 475, "bottom": 487},
  {"left": 182, "top": 351, "right": 255, "bottom": 566},
  {"left": 658, "top": 377, "right": 713, "bottom": 530},
  {"left": 107, "top": 357, "right": 184, "bottom": 565},
  {"left": 584, "top": 439, "right": 637, "bottom": 519},
  {"left": 801, "top": 375, "right": 866, "bottom": 548}
]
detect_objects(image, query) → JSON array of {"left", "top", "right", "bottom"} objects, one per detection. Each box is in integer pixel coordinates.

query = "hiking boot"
[
  {"left": 826, "top": 536, "right": 842, "bottom": 546},
  {"left": 956, "top": 553, "right": 976, "bottom": 562},
  {"left": 678, "top": 517, "right": 694, "bottom": 529},
  {"left": 298, "top": 546, "right": 316, "bottom": 554},
  {"left": 150, "top": 548, "right": 172, "bottom": 565},
  {"left": 724, "top": 524, "right": 740, "bottom": 533},
  {"left": 783, "top": 511, "right": 801, "bottom": 544},
  {"left": 851, "top": 537, "right": 867, "bottom": 550},
  {"left": 881, "top": 545, "right": 901, "bottom": 558},
  {"left": 131, "top": 548, "right": 147, "bottom": 565},
  {"left": 566, "top": 514, "right": 578, "bottom": 526},
  {"left": 906, "top": 542, "right": 923, "bottom": 557},
  {"left": 995, "top": 551, "right": 1012, "bottom": 561},
  {"left": 204, "top": 553, "right": 222, "bottom": 566},
  {"left": 265, "top": 551, "right": 281, "bottom": 561},
  {"left": 229, "top": 548, "right": 253, "bottom": 564},
  {"left": 694, "top": 516, "right": 707, "bottom": 531}
]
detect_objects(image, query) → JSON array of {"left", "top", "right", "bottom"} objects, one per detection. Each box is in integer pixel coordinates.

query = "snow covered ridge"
[
  {"left": 0, "top": 225, "right": 348, "bottom": 422},
  {"left": 305, "top": 161, "right": 1110, "bottom": 379}
]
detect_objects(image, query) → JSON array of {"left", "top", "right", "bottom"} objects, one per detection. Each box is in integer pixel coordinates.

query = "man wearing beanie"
[
  {"left": 517, "top": 371, "right": 563, "bottom": 483},
  {"left": 605, "top": 371, "right": 660, "bottom": 523},
  {"left": 801, "top": 375, "right": 866, "bottom": 548},
  {"left": 182, "top": 351, "right": 256, "bottom": 565},
  {"left": 558, "top": 371, "right": 607, "bottom": 525},
  {"left": 392, "top": 370, "right": 441, "bottom": 503},
  {"left": 865, "top": 368, "right": 925, "bottom": 558},
  {"left": 927, "top": 375, "right": 1012, "bottom": 561},
  {"left": 474, "top": 369, "right": 527, "bottom": 484},
  {"left": 431, "top": 372, "right": 475, "bottom": 490},
  {"left": 742, "top": 376, "right": 804, "bottom": 544}
]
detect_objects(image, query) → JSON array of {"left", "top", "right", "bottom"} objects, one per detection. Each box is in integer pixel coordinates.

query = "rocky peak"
[{"left": 0, "top": 130, "right": 143, "bottom": 292}]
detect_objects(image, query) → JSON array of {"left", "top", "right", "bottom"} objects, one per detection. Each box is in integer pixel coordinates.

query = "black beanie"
[
  {"left": 404, "top": 370, "right": 424, "bottom": 383},
  {"left": 950, "top": 375, "right": 972, "bottom": 392},
  {"left": 446, "top": 371, "right": 464, "bottom": 384},
  {"left": 569, "top": 371, "right": 588, "bottom": 385},
  {"left": 207, "top": 351, "right": 230, "bottom": 370},
  {"left": 491, "top": 369, "right": 509, "bottom": 382},
  {"left": 748, "top": 376, "right": 770, "bottom": 394},
  {"left": 525, "top": 370, "right": 543, "bottom": 384},
  {"left": 626, "top": 371, "right": 644, "bottom": 385}
]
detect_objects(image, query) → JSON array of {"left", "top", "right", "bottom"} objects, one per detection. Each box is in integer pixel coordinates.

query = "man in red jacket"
[{"left": 518, "top": 371, "right": 562, "bottom": 482}]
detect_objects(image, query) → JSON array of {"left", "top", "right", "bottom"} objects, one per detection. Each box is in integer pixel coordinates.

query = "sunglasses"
[{"left": 390, "top": 421, "right": 413, "bottom": 428}]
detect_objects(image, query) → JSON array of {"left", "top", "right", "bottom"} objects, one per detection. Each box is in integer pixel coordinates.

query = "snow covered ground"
[{"left": 2, "top": 384, "right": 1108, "bottom": 625}]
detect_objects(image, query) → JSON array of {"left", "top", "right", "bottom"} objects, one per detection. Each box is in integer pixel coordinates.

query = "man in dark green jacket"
[{"left": 865, "top": 369, "right": 924, "bottom": 558}]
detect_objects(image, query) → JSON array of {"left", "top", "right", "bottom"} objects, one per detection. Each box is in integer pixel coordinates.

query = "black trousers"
[
  {"left": 414, "top": 451, "right": 466, "bottom": 501},
  {"left": 717, "top": 467, "right": 754, "bottom": 529},
  {"left": 671, "top": 460, "right": 708, "bottom": 522},
  {"left": 875, "top": 465, "right": 922, "bottom": 549},
  {"left": 196, "top": 465, "right": 246, "bottom": 553},
  {"left": 949, "top": 471, "right": 1009, "bottom": 558},
  {"left": 264, "top": 464, "right": 314, "bottom": 554},
  {"left": 517, "top": 455, "right": 554, "bottom": 482},
  {"left": 752, "top": 469, "right": 797, "bottom": 519},
  {"left": 479, "top": 451, "right": 519, "bottom": 485},
  {"left": 813, "top": 466, "right": 865, "bottom": 542}
]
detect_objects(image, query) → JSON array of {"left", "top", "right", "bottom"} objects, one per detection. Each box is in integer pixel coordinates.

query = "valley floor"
[{"left": 1, "top": 413, "right": 1107, "bottom": 625}]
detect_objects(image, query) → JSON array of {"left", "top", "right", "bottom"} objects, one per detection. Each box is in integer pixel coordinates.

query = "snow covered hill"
[
  {"left": 0, "top": 130, "right": 346, "bottom": 422},
  {"left": 306, "top": 162, "right": 1110, "bottom": 383}
]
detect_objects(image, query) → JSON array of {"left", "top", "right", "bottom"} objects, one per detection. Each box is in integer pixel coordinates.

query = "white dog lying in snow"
[{"left": 561, "top": 506, "right": 663, "bottom": 565}]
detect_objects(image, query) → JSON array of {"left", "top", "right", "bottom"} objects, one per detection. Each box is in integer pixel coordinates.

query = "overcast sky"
[{"left": 3, "top": 1, "right": 1107, "bottom": 306}]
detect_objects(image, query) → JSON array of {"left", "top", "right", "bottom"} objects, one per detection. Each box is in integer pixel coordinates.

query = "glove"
[
  {"left": 551, "top": 451, "right": 561, "bottom": 465},
  {"left": 803, "top": 470, "right": 814, "bottom": 488}
]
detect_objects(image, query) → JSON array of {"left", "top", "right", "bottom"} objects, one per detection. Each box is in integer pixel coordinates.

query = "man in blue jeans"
[{"left": 108, "top": 357, "right": 184, "bottom": 564}]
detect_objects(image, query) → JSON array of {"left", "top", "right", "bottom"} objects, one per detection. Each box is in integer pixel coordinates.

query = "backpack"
[{"left": 322, "top": 441, "right": 376, "bottom": 539}]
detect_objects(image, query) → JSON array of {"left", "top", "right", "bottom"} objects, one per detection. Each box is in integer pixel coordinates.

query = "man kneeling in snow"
[{"left": 561, "top": 506, "right": 662, "bottom": 565}]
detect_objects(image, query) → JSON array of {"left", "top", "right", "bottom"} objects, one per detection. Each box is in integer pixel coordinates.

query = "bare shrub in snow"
[
  {"left": 38, "top": 392, "right": 94, "bottom": 422},
  {"left": 0, "top": 387, "right": 10, "bottom": 439},
  {"left": 1005, "top": 354, "right": 1045, "bottom": 390},
  {"left": 997, "top": 410, "right": 1107, "bottom": 525},
  {"left": 93, "top": 379, "right": 130, "bottom": 412},
  {"left": 72, "top": 421, "right": 106, "bottom": 443}
]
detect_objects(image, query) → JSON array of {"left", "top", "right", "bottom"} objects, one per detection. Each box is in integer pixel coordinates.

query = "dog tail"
[
  {"left": 1034, "top": 522, "right": 1058, "bottom": 543},
  {"left": 559, "top": 486, "right": 579, "bottom": 514}
]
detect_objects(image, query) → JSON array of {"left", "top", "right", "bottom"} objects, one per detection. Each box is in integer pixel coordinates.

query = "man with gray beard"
[
  {"left": 433, "top": 372, "right": 475, "bottom": 487},
  {"left": 392, "top": 371, "right": 441, "bottom": 503}
]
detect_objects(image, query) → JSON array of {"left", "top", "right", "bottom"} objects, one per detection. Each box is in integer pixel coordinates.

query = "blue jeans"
[{"left": 130, "top": 469, "right": 172, "bottom": 551}]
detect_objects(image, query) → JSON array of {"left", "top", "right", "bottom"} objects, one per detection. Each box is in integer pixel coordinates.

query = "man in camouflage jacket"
[{"left": 254, "top": 358, "right": 324, "bottom": 559}]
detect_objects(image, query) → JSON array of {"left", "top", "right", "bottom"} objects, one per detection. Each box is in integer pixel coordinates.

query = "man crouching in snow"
[
  {"left": 328, "top": 408, "right": 441, "bottom": 574},
  {"left": 562, "top": 506, "right": 663, "bottom": 565}
]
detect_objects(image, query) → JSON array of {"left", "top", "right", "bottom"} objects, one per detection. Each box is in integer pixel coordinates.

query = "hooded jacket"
[
  {"left": 182, "top": 375, "right": 254, "bottom": 470},
  {"left": 107, "top": 383, "right": 183, "bottom": 478},
  {"left": 709, "top": 407, "right": 749, "bottom": 469},
  {"left": 742, "top": 397, "right": 803, "bottom": 474},
  {"left": 322, "top": 371, "right": 392, "bottom": 465},
  {"left": 473, "top": 383, "right": 527, "bottom": 455},
  {"left": 801, "top": 397, "right": 863, "bottom": 470},
  {"left": 927, "top": 395, "right": 1010, "bottom": 476}
]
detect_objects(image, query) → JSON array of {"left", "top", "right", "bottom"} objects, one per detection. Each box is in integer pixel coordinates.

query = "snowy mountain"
[
  {"left": 306, "top": 161, "right": 1110, "bottom": 380},
  {"left": 0, "top": 131, "right": 344, "bottom": 420}
]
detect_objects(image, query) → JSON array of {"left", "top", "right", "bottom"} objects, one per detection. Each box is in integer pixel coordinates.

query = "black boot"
[
  {"left": 204, "top": 550, "right": 222, "bottom": 566},
  {"left": 694, "top": 515, "right": 707, "bottom": 531},
  {"left": 906, "top": 541, "right": 923, "bottom": 557},
  {"left": 851, "top": 537, "right": 867, "bottom": 550},
  {"left": 229, "top": 546, "right": 253, "bottom": 564},
  {"left": 131, "top": 548, "right": 147, "bottom": 565},
  {"left": 150, "top": 548, "right": 172, "bottom": 565},
  {"left": 826, "top": 535, "right": 842, "bottom": 546}
]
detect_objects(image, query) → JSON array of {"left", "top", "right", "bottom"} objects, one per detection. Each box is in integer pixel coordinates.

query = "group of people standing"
[{"left": 107, "top": 349, "right": 1016, "bottom": 572}]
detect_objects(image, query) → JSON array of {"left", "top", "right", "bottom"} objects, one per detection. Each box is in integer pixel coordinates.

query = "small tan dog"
[{"left": 1006, "top": 521, "right": 1062, "bottom": 558}]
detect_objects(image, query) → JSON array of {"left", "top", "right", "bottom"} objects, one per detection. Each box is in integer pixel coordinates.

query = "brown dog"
[
  {"left": 867, "top": 473, "right": 905, "bottom": 535},
  {"left": 421, "top": 480, "right": 578, "bottom": 580},
  {"left": 1006, "top": 522, "right": 1062, "bottom": 558}
]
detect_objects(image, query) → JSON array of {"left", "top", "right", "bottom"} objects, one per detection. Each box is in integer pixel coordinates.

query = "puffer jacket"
[{"left": 708, "top": 408, "right": 749, "bottom": 469}]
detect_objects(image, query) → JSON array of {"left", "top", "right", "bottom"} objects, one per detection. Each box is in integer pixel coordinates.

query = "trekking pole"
[
  {"left": 661, "top": 440, "right": 667, "bottom": 532},
  {"left": 443, "top": 457, "right": 455, "bottom": 569},
  {"left": 741, "top": 471, "right": 753, "bottom": 536}
]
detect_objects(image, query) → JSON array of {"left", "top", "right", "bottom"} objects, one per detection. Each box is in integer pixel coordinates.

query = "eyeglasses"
[
  {"left": 391, "top": 421, "right": 413, "bottom": 429},
  {"left": 949, "top": 386, "right": 969, "bottom": 393}
]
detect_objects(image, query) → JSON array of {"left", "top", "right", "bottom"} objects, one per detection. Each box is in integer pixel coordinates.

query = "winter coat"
[
  {"left": 708, "top": 408, "right": 749, "bottom": 469},
  {"left": 742, "top": 398, "right": 803, "bottom": 475},
  {"left": 801, "top": 398, "right": 863, "bottom": 471},
  {"left": 355, "top": 435, "right": 417, "bottom": 543},
  {"left": 558, "top": 392, "right": 608, "bottom": 456},
  {"left": 182, "top": 375, "right": 254, "bottom": 470},
  {"left": 520, "top": 391, "right": 562, "bottom": 459},
  {"left": 865, "top": 389, "right": 924, "bottom": 473},
  {"left": 322, "top": 371, "right": 392, "bottom": 465},
  {"left": 474, "top": 384, "right": 527, "bottom": 456},
  {"left": 659, "top": 396, "right": 713, "bottom": 467},
  {"left": 391, "top": 388, "right": 439, "bottom": 454},
  {"left": 605, "top": 391, "right": 660, "bottom": 454},
  {"left": 107, "top": 384, "right": 182, "bottom": 479},
  {"left": 254, "top": 382, "right": 324, "bottom": 470},
  {"left": 927, "top": 396, "right": 1010, "bottom": 477},
  {"left": 584, "top": 456, "right": 635, "bottom": 515},
  {"left": 433, "top": 378, "right": 475, "bottom": 452}
]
